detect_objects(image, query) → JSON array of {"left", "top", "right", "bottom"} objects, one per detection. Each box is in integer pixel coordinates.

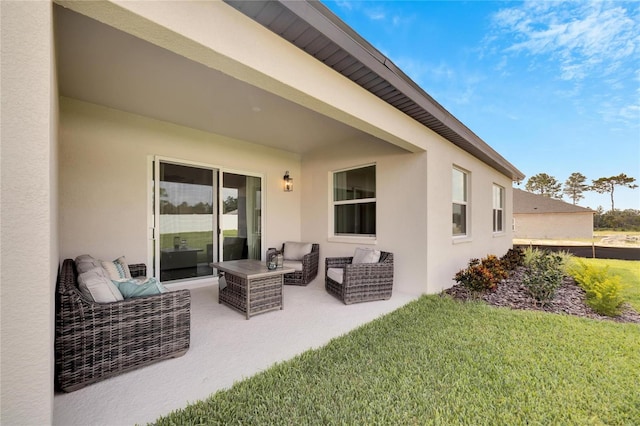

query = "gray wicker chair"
[
  {"left": 266, "top": 243, "right": 319, "bottom": 286},
  {"left": 55, "top": 259, "right": 191, "bottom": 392},
  {"left": 325, "top": 251, "right": 394, "bottom": 304}
]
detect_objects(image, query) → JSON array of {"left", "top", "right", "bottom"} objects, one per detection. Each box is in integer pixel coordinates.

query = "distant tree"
[
  {"left": 594, "top": 209, "right": 640, "bottom": 231},
  {"left": 563, "top": 172, "right": 589, "bottom": 205},
  {"left": 223, "top": 196, "right": 238, "bottom": 214},
  {"left": 525, "top": 173, "right": 562, "bottom": 198},
  {"left": 591, "top": 173, "right": 638, "bottom": 211}
]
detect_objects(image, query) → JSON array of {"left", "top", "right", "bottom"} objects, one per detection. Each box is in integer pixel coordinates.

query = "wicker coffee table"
[{"left": 211, "top": 259, "right": 294, "bottom": 319}]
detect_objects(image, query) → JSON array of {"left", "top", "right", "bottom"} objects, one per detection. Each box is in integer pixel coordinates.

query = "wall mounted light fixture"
[{"left": 283, "top": 171, "right": 293, "bottom": 192}]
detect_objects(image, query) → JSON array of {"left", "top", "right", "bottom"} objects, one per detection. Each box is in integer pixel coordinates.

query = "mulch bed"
[{"left": 443, "top": 267, "right": 640, "bottom": 324}]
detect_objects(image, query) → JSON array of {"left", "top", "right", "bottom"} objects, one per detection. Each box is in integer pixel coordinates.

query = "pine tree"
[
  {"left": 591, "top": 173, "right": 638, "bottom": 211},
  {"left": 525, "top": 173, "right": 562, "bottom": 198},
  {"left": 563, "top": 172, "right": 588, "bottom": 205}
]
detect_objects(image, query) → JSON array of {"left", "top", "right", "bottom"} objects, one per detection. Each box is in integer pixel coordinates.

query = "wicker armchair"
[
  {"left": 55, "top": 259, "right": 191, "bottom": 392},
  {"left": 266, "top": 243, "right": 319, "bottom": 286},
  {"left": 325, "top": 251, "right": 394, "bottom": 304}
]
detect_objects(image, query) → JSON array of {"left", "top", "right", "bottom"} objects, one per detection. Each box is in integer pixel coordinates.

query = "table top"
[{"left": 210, "top": 259, "right": 294, "bottom": 279}]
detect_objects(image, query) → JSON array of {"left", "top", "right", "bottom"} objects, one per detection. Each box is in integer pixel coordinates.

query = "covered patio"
[{"left": 53, "top": 279, "right": 418, "bottom": 425}]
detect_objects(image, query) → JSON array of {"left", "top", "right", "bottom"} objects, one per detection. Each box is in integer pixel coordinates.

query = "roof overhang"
[{"left": 225, "top": 0, "right": 525, "bottom": 181}]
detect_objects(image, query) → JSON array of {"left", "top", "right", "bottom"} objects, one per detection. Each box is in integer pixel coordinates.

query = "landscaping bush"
[
  {"left": 521, "top": 250, "right": 565, "bottom": 304},
  {"left": 454, "top": 255, "right": 508, "bottom": 293},
  {"left": 500, "top": 247, "right": 524, "bottom": 270},
  {"left": 570, "top": 261, "right": 626, "bottom": 316}
]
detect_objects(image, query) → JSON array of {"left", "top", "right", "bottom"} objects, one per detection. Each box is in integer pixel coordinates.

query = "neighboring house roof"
[
  {"left": 513, "top": 188, "right": 594, "bottom": 214},
  {"left": 225, "top": 0, "right": 525, "bottom": 182}
]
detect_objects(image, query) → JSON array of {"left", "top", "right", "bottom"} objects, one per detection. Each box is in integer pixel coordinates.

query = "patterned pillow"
[{"left": 101, "top": 256, "right": 132, "bottom": 280}]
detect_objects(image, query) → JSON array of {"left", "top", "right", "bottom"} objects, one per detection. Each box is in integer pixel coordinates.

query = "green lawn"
[
  {"left": 153, "top": 296, "right": 639, "bottom": 425},
  {"left": 573, "top": 258, "right": 640, "bottom": 311}
]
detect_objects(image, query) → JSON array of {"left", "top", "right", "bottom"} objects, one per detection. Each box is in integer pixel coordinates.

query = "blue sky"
[{"left": 322, "top": 0, "right": 640, "bottom": 211}]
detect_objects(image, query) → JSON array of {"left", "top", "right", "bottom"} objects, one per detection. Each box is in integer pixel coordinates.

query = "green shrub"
[
  {"left": 500, "top": 247, "right": 525, "bottom": 270},
  {"left": 570, "top": 261, "right": 626, "bottom": 316},
  {"left": 555, "top": 250, "right": 575, "bottom": 274},
  {"left": 521, "top": 252, "right": 565, "bottom": 303},
  {"left": 454, "top": 255, "right": 508, "bottom": 293},
  {"left": 523, "top": 247, "right": 545, "bottom": 268}
]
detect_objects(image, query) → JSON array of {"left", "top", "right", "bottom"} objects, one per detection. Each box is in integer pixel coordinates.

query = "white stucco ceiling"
[{"left": 54, "top": 5, "right": 372, "bottom": 155}]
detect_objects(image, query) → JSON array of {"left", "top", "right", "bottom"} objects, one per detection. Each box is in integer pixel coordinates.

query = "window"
[
  {"left": 493, "top": 184, "right": 504, "bottom": 233},
  {"left": 332, "top": 165, "right": 376, "bottom": 236},
  {"left": 452, "top": 167, "right": 468, "bottom": 236}
]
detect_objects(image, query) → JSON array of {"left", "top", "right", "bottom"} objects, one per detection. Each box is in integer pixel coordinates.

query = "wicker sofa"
[
  {"left": 325, "top": 251, "right": 394, "bottom": 304},
  {"left": 266, "top": 243, "right": 319, "bottom": 286},
  {"left": 55, "top": 258, "right": 191, "bottom": 392}
]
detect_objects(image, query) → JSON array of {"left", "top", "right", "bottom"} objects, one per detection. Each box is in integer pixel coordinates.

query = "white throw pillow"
[
  {"left": 352, "top": 247, "right": 381, "bottom": 264},
  {"left": 75, "top": 254, "right": 102, "bottom": 275},
  {"left": 283, "top": 242, "right": 313, "bottom": 261},
  {"left": 77, "top": 266, "right": 124, "bottom": 303}
]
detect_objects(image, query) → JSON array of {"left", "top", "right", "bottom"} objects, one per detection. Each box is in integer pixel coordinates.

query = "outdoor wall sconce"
[{"left": 283, "top": 171, "right": 293, "bottom": 192}]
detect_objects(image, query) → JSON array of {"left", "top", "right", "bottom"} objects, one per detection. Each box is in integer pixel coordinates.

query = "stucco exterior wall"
[
  {"left": 59, "top": 98, "right": 302, "bottom": 265},
  {"left": 514, "top": 212, "right": 594, "bottom": 239},
  {"left": 424, "top": 136, "right": 515, "bottom": 293},
  {"left": 302, "top": 138, "right": 429, "bottom": 295},
  {"left": 302, "top": 133, "right": 515, "bottom": 295},
  {"left": 1, "top": 1, "right": 57, "bottom": 423}
]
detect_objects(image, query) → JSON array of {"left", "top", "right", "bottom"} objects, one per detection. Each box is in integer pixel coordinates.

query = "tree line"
[{"left": 523, "top": 172, "right": 637, "bottom": 211}]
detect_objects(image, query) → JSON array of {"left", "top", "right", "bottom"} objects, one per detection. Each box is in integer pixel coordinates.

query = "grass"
[
  {"left": 153, "top": 296, "right": 640, "bottom": 425},
  {"left": 160, "top": 230, "right": 238, "bottom": 263},
  {"left": 572, "top": 258, "right": 640, "bottom": 312}
]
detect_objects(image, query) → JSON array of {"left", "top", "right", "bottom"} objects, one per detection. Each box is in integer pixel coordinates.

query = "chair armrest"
[
  {"left": 301, "top": 247, "right": 319, "bottom": 267},
  {"left": 342, "top": 261, "right": 394, "bottom": 287},
  {"left": 326, "top": 256, "right": 352, "bottom": 271}
]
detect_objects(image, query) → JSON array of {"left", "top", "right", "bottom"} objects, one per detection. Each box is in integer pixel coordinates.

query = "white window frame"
[
  {"left": 452, "top": 166, "right": 470, "bottom": 239},
  {"left": 328, "top": 164, "right": 377, "bottom": 243},
  {"left": 493, "top": 184, "right": 505, "bottom": 234}
]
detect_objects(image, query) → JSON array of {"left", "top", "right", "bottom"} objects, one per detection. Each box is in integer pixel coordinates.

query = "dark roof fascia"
[{"left": 224, "top": 0, "right": 525, "bottom": 181}]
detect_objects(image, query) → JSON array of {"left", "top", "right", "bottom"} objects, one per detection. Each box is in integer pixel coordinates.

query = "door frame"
[{"left": 147, "top": 155, "right": 265, "bottom": 284}]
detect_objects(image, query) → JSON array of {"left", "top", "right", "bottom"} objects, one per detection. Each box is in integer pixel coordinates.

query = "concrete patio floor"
[{"left": 53, "top": 277, "right": 419, "bottom": 425}]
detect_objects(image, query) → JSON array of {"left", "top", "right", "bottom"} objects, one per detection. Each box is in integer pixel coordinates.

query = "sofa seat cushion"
[
  {"left": 77, "top": 266, "right": 124, "bottom": 303},
  {"left": 283, "top": 260, "right": 303, "bottom": 272},
  {"left": 327, "top": 267, "right": 344, "bottom": 284},
  {"left": 283, "top": 242, "right": 313, "bottom": 261}
]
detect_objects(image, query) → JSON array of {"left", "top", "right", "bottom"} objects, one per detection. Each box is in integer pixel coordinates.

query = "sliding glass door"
[
  {"left": 155, "top": 161, "right": 217, "bottom": 282},
  {"left": 221, "top": 172, "right": 262, "bottom": 261},
  {"left": 151, "top": 158, "right": 263, "bottom": 283}
]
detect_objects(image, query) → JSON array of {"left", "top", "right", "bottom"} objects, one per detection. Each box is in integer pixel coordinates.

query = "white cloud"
[
  {"left": 365, "top": 8, "right": 386, "bottom": 21},
  {"left": 491, "top": 1, "right": 639, "bottom": 82}
]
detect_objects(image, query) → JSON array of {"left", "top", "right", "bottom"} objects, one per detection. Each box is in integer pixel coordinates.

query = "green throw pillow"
[{"left": 112, "top": 277, "right": 167, "bottom": 299}]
